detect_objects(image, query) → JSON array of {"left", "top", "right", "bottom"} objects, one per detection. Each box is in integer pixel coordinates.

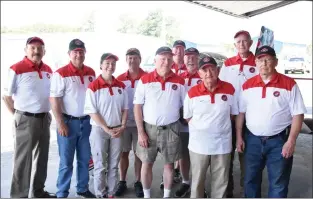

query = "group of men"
[{"left": 3, "top": 29, "right": 306, "bottom": 198}]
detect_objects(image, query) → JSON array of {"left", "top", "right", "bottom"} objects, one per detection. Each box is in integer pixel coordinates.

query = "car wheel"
[{"left": 285, "top": 70, "right": 288, "bottom": 74}]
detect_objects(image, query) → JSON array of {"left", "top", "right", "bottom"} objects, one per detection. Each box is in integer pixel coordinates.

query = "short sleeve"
[
  {"left": 183, "top": 94, "right": 193, "bottom": 119},
  {"left": 289, "top": 84, "right": 307, "bottom": 116},
  {"left": 231, "top": 94, "right": 239, "bottom": 115},
  {"left": 4, "top": 68, "right": 17, "bottom": 96},
  {"left": 239, "top": 87, "right": 247, "bottom": 113},
  {"left": 180, "top": 84, "right": 187, "bottom": 107},
  {"left": 133, "top": 79, "right": 145, "bottom": 105},
  {"left": 50, "top": 72, "right": 65, "bottom": 97},
  {"left": 84, "top": 88, "right": 97, "bottom": 114},
  {"left": 218, "top": 63, "right": 227, "bottom": 81},
  {"left": 123, "top": 89, "right": 129, "bottom": 110}
]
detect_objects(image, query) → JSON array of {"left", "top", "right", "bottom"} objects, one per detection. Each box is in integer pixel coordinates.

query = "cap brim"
[
  {"left": 106, "top": 55, "right": 119, "bottom": 61},
  {"left": 27, "top": 38, "right": 44, "bottom": 45},
  {"left": 72, "top": 48, "right": 85, "bottom": 51},
  {"left": 199, "top": 63, "right": 217, "bottom": 69},
  {"left": 185, "top": 52, "right": 199, "bottom": 55},
  {"left": 158, "top": 51, "right": 174, "bottom": 56},
  {"left": 173, "top": 44, "right": 185, "bottom": 48}
]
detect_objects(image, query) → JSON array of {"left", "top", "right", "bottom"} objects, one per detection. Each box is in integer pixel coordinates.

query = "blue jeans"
[
  {"left": 244, "top": 128, "right": 293, "bottom": 198},
  {"left": 56, "top": 116, "right": 91, "bottom": 198}
]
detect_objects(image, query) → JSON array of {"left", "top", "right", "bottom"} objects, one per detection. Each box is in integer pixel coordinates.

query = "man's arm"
[
  {"left": 89, "top": 113, "right": 111, "bottom": 132},
  {"left": 288, "top": 114, "right": 304, "bottom": 143},
  {"left": 49, "top": 97, "right": 69, "bottom": 136},
  {"left": 235, "top": 112, "right": 245, "bottom": 153},
  {"left": 2, "top": 95, "right": 15, "bottom": 115},
  {"left": 134, "top": 104, "right": 145, "bottom": 133}
]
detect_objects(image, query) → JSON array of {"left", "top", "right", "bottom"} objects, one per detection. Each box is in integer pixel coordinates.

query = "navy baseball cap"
[
  {"left": 173, "top": 40, "right": 186, "bottom": 48},
  {"left": 100, "top": 53, "right": 119, "bottom": 64},
  {"left": 69, "top": 39, "right": 86, "bottom": 51},
  {"left": 255, "top": 46, "right": 276, "bottom": 58},
  {"left": 26, "top": 37, "right": 44, "bottom": 45},
  {"left": 185, "top": 47, "right": 199, "bottom": 55},
  {"left": 198, "top": 56, "right": 217, "bottom": 69},
  {"left": 155, "top": 46, "right": 174, "bottom": 56}
]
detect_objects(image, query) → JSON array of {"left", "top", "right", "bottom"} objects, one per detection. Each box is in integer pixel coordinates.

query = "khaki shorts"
[
  {"left": 121, "top": 127, "right": 138, "bottom": 152},
  {"left": 136, "top": 121, "right": 181, "bottom": 164},
  {"left": 180, "top": 132, "right": 189, "bottom": 159}
]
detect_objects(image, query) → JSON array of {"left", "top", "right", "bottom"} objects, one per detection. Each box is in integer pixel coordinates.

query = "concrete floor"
[{"left": 1, "top": 129, "right": 312, "bottom": 198}]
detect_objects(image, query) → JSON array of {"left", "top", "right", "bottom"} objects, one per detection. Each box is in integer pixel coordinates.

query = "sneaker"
[
  {"left": 160, "top": 176, "right": 164, "bottom": 190},
  {"left": 175, "top": 183, "right": 190, "bottom": 197},
  {"left": 134, "top": 181, "right": 144, "bottom": 198},
  {"left": 173, "top": 168, "right": 181, "bottom": 183},
  {"left": 115, "top": 181, "right": 127, "bottom": 196},
  {"left": 75, "top": 190, "right": 96, "bottom": 198},
  {"left": 204, "top": 190, "right": 208, "bottom": 198}
]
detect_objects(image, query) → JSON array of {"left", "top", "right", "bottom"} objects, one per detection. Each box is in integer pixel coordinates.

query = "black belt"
[
  {"left": 256, "top": 126, "right": 290, "bottom": 141},
  {"left": 107, "top": 125, "right": 122, "bottom": 129},
  {"left": 145, "top": 121, "right": 177, "bottom": 130},
  {"left": 16, "top": 110, "right": 48, "bottom": 118},
  {"left": 63, "top": 113, "right": 89, "bottom": 120}
]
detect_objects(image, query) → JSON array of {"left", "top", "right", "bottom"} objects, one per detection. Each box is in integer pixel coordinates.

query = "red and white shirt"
[
  {"left": 117, "top": 68, "right": 147, "bottom": 127},
  {"left": 240, "top": 72, "right": 306, "bottom": 136},
  {"left": 84, "top": 76, "right": 128, "bottom": 127},
  {"left": 50, "top": 62, "right": 95, "bottom": 117},
  {"left": 219, "top": 52, "right": 258, "bottom": 98},
  {"left": 134, "top": 70, "right": 186, "bottom": 126},
  {"left": 184, "top": 80, "right": 238, "bottom": 155},
  {"left": 171, "top": 63, "right": 187, "bottom": 75},
  {"left": 4, "top": 56, "right": 52, "bottom": 113},
  {"left": 179, "top": 71, "right": 202, "bottom": 132}
]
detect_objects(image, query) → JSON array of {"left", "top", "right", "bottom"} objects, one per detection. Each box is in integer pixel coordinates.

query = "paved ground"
[{"left": 1, "top": 123, "right": 312, "bottom": 198}]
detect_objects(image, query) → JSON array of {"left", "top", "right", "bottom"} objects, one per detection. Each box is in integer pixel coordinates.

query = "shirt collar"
[
  {"left": 125, "top": 68, "right": 145, "bottom": 80},
  {"left": 235, "top": 52, "right": 255, "bottom": 63},
  {"left": 199, "top": 78, "right": 222, "bottom": 94},
  {"left": 23, "top": 56, "right": 43, "bottom": 68},
  {"left": 69, "top": 62, "right": 87, "bottom": 74},
  {"left": 256, "top": 70, "right": 279, "bottom": 84},
  {"left": 97, "top": 75, "right": 119, "bottom": 87},
  {"left": 153, "top": 69, "right": 175, "bottom": 81},
  {"left": 181, "top": 71, "right": 200, "bottom": 79}
]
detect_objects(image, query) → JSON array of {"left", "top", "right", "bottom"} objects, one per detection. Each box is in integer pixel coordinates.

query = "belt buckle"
[
  {"left": 261, "top": 136, "right": 269, "bottom": 141},
  {"left": 157, "top": 126, "right": 166, "bottom": 130}
]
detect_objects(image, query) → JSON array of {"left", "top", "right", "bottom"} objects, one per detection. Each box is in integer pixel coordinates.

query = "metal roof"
[{"left": 184, "top": 1, "right": 299, "bottom": 18}]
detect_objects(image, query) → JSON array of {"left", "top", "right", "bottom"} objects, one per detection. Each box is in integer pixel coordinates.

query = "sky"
[{"left": 1, "top": 1, "right": 312, "bottom": 44}]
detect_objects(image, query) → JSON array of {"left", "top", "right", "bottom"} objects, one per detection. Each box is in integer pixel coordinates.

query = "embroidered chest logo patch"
[
  {"left": 249, "top": 67, "right": 255, "bottom": 73},
  {"left": 221, "top": 95, "right": 228, "bottom": 101},
  {"left": 273, "top": 91, "right": 280, "bottom": 97},
  {"left": 88, "top": 76, "right": 93, "bottom": 82},
  {"left": 118, "top": 89, "right": 122, "bottom": 94},
  {"left": 46, "top": 73, "right": 50, "bottom": 79},
  {"left": 172, "top": 84, "right": 178, "bottom": 90},
  {"left": 197, "top": 79, "right": 202, "bottom": 84}
]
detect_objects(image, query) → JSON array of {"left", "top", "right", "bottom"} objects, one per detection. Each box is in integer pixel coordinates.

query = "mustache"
[{"left": 33, "top": 53, "right": 41, "bottom": 56}]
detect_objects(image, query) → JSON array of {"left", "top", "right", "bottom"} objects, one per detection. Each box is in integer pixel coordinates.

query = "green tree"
[
  {"left": 136, "top": 9, "right": 163, "bottom": 37},
  {"left": 117, "top": 14, "right": 137, "bottom": 34},
  {"left": 81, "top": 11, "right": 96, "bottom": 32}
]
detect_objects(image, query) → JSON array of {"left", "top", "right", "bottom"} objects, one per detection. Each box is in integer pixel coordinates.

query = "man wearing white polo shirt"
[
  {"left": 171, "top": 40, "right": 187, "bottom": 75},
  {"left": 219, "top": 30, "right": 258, "bottom": 197},
  {"left": 236, "top": 46, "right": 306, "bottom": 198},
  {"left": 184, "top": 56, "right": 238, "bottom": 198},
  {"left": 3, "top": 36, "right": 55, "bottom": 198},
  {"left": 134, "top": 46, "right": 186, "bottom": 198},
  {"left": 50, "top": 39, "right": 96, "bottom": 198},
  {"left": 115, "top": 48, "right": 146, "bottom": 198},
  {"left": 175, "top": 47, "right": 201, "bottom": 198},
  {"left": 84, "top": 53, "right": 128, "bottom": 198}
]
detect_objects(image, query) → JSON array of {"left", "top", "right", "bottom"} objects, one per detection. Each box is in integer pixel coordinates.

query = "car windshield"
[{"left": 289, "top": 58, "right": 304, "bottom": 62}]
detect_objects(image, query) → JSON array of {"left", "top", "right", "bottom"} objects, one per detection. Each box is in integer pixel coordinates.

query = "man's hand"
[
  {"left": 111, "top": 126, "right": 125, "bottom": 138},
  {"left": 57, "top": 121, "right": 69, "bottom": 137},
  {"left": 138, "top": 130, "right": 149, "bottom": 148},
  {"left": 282, "top": 140, "right": 296, "bottom": 158},
  {"left": 236, "top": 137, "right": 245, "bottom": 153}
]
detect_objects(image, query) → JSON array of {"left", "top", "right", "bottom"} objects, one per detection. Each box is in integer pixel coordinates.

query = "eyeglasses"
[{"left": 255, "top": 58, "right": 275, "bottom": 64}]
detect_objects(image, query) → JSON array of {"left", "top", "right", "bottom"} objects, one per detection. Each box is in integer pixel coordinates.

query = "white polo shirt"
[
  {"left": 50, "top": 62, "right": 95, "bottom": 117},
  {"left": 171, "top": 63, "right": 187, "bottom": 75},
  {"left": 84, "top": 76, "right": 128, "bottom": 127},
  {"left": 240, "top": 72, "right": 306, "bottom": 136},
  {"left": 184, "top": 80, "right": 239, "bottom": 155},
  {"left": 179, "top": 71, "right": 202, "bottom": 132},
  {"left": 117, "top": 68, "right": 147, "bottom": 127},
  {"left": 134, "top": 70, "right": 186, "bottom": 126},
  {"left": 219, "top": 52, "right": 258, "bottom": 98},
  {"left": 4, "top": 56, "right": 52, "bottom": 113}
]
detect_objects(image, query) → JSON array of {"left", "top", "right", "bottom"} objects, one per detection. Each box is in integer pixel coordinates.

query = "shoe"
[
  {"left": 75, "top": 190, "right": 96, "bottom": 198},
  {"left": 175, "top": 183, "right": 190, "bottom": 197},
  {"left": 160, "top": 176, "right": 164, "bottom": 190},
  {"left": 204, "top": 190, "right": 208, "bottom": 198},
  {"left": 134, "top": 181, "right": 144, "bottom": 198},
  {"left": 108, "top": 195, "right": 115, "bottom": 198},
  {"left": 115, "top": 181, "right": 127, "bottom": 196},
  {"left": 173, "top": 168, "right": 181, "bottom": 183},
  {"left": 33, "top": 189, "right": 56, "bottom": 198}
]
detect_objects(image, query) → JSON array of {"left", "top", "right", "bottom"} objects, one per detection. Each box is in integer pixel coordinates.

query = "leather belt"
[
  {"left": 63, "top": 113, "right": 90, "bottom": 120},
  {"left": 16, "top": 110, "right": 48, "bottom": 118}
]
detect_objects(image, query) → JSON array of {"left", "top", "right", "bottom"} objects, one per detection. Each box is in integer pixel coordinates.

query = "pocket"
[
  {"left": 14, "top": 113, "right": 28, "bottom": 129},
  {"left": 168, "top": 123, "right": 180, "bottom": 142}
]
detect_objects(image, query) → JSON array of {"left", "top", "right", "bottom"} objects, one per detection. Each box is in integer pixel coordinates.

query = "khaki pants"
[
  {"left": 10, "top": 112, "right": 51, "bottom": 198},
  {"left": 190, "top": 151, "right": 231, "bottom": 198},
  {"left": 90, "top": 126, "right": 122, "bottom": 196}
]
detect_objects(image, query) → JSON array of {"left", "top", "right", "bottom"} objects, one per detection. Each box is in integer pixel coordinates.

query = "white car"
[{"left": 284, "top": 57, "right": 309, "bottom": 74}]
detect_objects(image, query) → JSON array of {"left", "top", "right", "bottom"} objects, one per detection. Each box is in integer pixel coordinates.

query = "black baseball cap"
[
  {"left": 100, "top": 53, "right": 119, "bottom": 64},
  {"left": 234, "top": 30, "right": 251, "bottom": 39},
  {"left": 198, "top": 56, "right": 217, "bottom": 69},
  {"left": 126, "top": 48, "right": 141, "bottom": 57},
  {"left": 255, "top": 45, "right": 276, "bottom": 58},
  {"left": 69, "top": 39, "right": 86, "bottom": 51},
  {"left": 155, "top": 46, "right": 174, "bottom": 56},
  {"left": 26, "top": 37, "right": 44, "bottom": 45},
  {"left": 185, "top": 47, "right": 199, "bottom": 55},
  {"left": 173, "top": 40, "right": 186, "bottom": 48}
]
